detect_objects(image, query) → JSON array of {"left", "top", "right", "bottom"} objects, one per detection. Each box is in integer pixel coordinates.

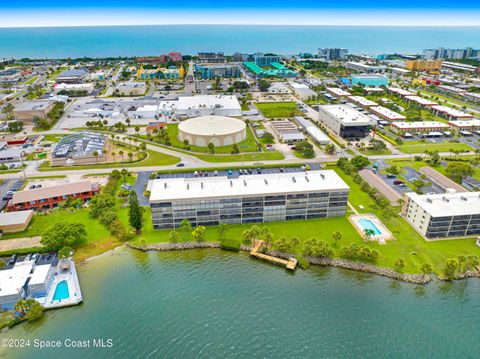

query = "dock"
[{"left": 250, "top": 240, "right": 297, "bottom": 271}]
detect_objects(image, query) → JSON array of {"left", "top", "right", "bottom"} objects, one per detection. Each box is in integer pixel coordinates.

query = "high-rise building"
[
  {"left": 168, "top": 52, "right": 183, "bottom": 62},
  {"left": 197, "top": 52, "right": 226, "bottom": 64},
  {"left": 405, "top": 59, "right": 443, "bottom": 71},
  {"left": 318, "top": 48, "right": 348, "bottom": 60},
  {"left": 423, "top": 47, "right": 479, "bottom": 60}
]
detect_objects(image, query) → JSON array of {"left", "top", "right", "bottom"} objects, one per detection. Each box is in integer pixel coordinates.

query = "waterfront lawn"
[
  {"left": 255, "top": 102, "right": 303, "bottom": 118},
  {"left": 131, "top": 165, "right": 480, "bottom": 276},
  {"left": 0, "top": 209, "right": 120, "bottom": 262},
  {"left": 397, "top": 142, "right": 473, "bottom": 154}
]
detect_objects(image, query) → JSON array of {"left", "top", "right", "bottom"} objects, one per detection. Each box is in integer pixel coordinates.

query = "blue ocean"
[{"left": 0, "top": 25, "right": 479, "bottom": 58}]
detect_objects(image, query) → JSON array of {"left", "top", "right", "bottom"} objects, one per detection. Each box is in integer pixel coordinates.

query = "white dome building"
[{"left": 178, "top": 115, "right": 247, "bottom": 147}]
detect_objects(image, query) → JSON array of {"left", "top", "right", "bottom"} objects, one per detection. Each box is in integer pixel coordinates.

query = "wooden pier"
[{"left": 250, "top": 240, "right": 297, "bottom": 271}]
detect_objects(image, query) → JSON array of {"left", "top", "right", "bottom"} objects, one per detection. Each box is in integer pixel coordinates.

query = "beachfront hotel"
[
  {"left": 401, "top": 192, "right": 480, "bottom": 239},
  {"left": 149, "top": 170, "right": 350, "bottom": 229}
]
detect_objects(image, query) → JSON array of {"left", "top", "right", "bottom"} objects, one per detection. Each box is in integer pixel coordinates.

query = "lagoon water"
[
  {"left": 0, "top": 25, "right": 480, "bottom": 58},
  {"left": 2, "top": 248, "right": 480, "bottom": 359}
]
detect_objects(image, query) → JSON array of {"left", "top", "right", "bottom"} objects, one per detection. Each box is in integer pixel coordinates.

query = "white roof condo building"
[
  {"left": 448, "top": 119, "right": 480, "bottom": 131},
  {"left": 347, "top": 96, "right": 378, "bottom": 108},
  {"left": 402, "top": 192, "right": 480, "bottom": 239},
  {"left": 387, "top": 87, "right": 414, "bottom": 97},
  {"left": 326, "top": 87, "right": 350, "bottom": 97},
  {"left": 404, "top": 95, "right": 438, "bottom": 107},
  {"left": 149, "top": 170, "right": 350, "bottom": 229},
  {"left": 370, "top": 106, "right": 407, "bottom": 121},
  {"left": 430, "top": 105, "right": 473, "bottom": 120},
  {"left": 318, "top": 104, "right": 375, "bottom": 139},
  {"left": 390, "top": 121, "right": 449, "bottom": 133},
  {"left": 159, "top": 95, "right": 241, "bottom": 117},
  {"left": 178, "top": 115, "right": 246, "bottom": 147}
]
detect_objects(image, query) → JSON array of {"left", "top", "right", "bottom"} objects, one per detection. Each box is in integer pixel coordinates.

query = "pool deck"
[
  {"left": 42, "top": 258, "right": 83, "bottom": 309},
  {"left": 349, "top": 214, "right": 394, "bottom": 244}
]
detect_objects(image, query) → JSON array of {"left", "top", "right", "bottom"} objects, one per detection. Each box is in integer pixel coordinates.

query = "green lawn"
[
  {"left": 397, "top": 142, "right": 473, "bottom": 154},
  {"left": 38, "top": 149, "right": 180, "bottom": 171},
  {"left": 194, "top": 151, "right": 284, "bottom": 163},
  {"left": 419, "top": 90, "right": 477, "bottom": 110},
  {"left": 21, "top": 76, "right": 38, "bottom": 85},
  {"left": 359, "top": 148, "right": 392, "bottom": 156},
  {"left": 131, "top": 165, "right": 480, "bottom": 275},
  {"left": 255, "top": 101, "right": 303, "bottom": 118},
  {"left": 0, "top": 209, "right": 120, "bottom": 262},
  {"left": 41, "top": 134, "right": 65, "bottom": 143},
  {"left": 166, "top": 124, "right": 259, "bottom": 154}
]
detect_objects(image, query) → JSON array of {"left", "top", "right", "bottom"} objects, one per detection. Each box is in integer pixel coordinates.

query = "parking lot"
[{"left": 0, "top": 179, "right": 25, "bottom": 210}]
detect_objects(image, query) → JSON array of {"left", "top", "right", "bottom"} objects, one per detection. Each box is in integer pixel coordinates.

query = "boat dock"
[{"left": 250, "top": 240, "right": 297, "bottom": 271}]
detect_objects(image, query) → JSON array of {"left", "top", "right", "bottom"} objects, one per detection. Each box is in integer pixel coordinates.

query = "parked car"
[
  {"left": 393, "top": 180, "right": 404, "bottom": 185},
  {"left": 386, "top": 174, "right": 396, "bottom": 179},
  {"left": 176, "top": 162, "right": 185, "bottom": 167},
  {"left": 227, "top": 170, "right": 233, "bottom": 176}
]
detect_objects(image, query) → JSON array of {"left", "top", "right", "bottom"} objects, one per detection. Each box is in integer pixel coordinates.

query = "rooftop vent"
[
  {"left": 164, "top": 183, "right": 167, "bottom": 189},
  {"left": 243, "top": 180, "right": 247, "bottom": 186},
  {"left": 427, "top": 198, "right": 433, "bottom": 203},
  {"left": 230, "top": 180, "right": 233, "bottom": 187},
  {"left": 461, "top": 196, "right": 468, "bottom": 201},
  {"left": 305, "top": 176, "right": 309, "bottom": 182},
  {"left": 201, "top": 182, "right": 204, "bottom": 189},
  {"left": 442, "top": 197, "right": 449, "bottom": 202},
  {"left": 320, "top": 174, "right": 325, "bottom": 179},
  {"left": 187, "top": 184, "right": 189, "bottom": 190},
  {"left": 292, "top": 176, "right": 296, "bottom": 183},
  {"left": 264, "top": 179, "right": 268, "bottom": 185}
]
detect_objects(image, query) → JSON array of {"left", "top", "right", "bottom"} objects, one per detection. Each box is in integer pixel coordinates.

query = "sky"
[{"left": 1, "top": 1, "right": 480, "bottom": 27}]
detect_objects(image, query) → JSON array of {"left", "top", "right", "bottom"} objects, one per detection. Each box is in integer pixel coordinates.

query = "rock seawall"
[{"left": 126, "top": 242, "right": 480, "bottom": 284}]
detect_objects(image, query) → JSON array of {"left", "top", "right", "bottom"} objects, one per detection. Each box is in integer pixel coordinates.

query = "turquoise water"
[
  {"left": 2, "top": 248, "right": 480, "bottom": 358},
  {"left": 358, "top": 218, "right": 382, "bottom": 235},
  {"left": 0, "top": 26, "right": 479, "bottom": 58},
  {"left": 52, "top": 280, "right": 70, "bottom": 301}
]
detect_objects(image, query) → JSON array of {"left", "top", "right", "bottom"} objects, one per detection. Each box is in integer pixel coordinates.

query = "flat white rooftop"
[
  {"left": 29, "top": 264, "right": 51, "bottom": 286},
  {"left": 391, "top": 121, "right": 449, "bottom": 129},
  {"left": 431, "top": 105, "right": 473, "bottom": 118},
  {"left": 347, "top": 96, "right": 378, "bottom": 107},
  {"left": 387, "top": 87, "right": 414, "bottom": 96},
  {"left": 150, "top": 170, "right": 349, "bottom": 202},
  {"left": 0, "top": 260, "right": 34, "bottom": 297},
  {"left": 405, "top": 95, "right": 438, "bottom": 106},
  {"left": 406, "top": 191, "right": 480, "bottom": 217},
  {"left": 161, "top": 95, "right": 241, "bottom": 112},
  {"left": 370, "top": 106, "right": 406, "bottom": 121},
  {"left": 448, "top": 119, "right": 480, "bottom": 128},
  {"left": 0, "top": 210, "right": 33, "bottom": 226},
  {"left": 320, "top": 104, "right": 375, "bottom": 126},
  {"left": 326, "top": 87, "right": 350, "bottom": 97}
]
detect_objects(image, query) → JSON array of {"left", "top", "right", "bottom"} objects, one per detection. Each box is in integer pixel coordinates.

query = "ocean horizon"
[{"left": 0, "top": 25, "right": 479, "bottom": 58}]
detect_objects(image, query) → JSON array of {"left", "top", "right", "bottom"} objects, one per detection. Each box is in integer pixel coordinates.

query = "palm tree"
[
  {"left": 119, "top": 150, "right": 124, "bottom": 162},
  {"left": 92, "top": 150, "right": 99, "bottom": 164},
  {"left": 111, "top": 151, "right": 116, "bottom": 163},
  {"left": 332, "top": 231, "right": 342, "bottom": 246},
  {"left": 127, "top": 152, "right": 133, "bottom": 162},
  {"left": 217, "top": 223, "right": 228, "bottom": 243}
]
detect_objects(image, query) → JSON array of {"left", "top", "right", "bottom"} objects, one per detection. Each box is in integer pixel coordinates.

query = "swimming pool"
[
  {"left": 52, "top": 280, "right": 70, "bottom": 301},
  {"left": 358, "top": 219, "right": 382, "bottom": 235}
]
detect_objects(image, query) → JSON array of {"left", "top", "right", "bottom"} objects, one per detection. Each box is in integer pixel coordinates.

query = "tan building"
[
  {"left": 14, "top": 100, "right": 55, "bottom": 123},
  {"left": 0, "top": 210, "right": 34, "bottom": 233},
  {"left": 405, "top": 59, "right": 442, "bottom": 72}
]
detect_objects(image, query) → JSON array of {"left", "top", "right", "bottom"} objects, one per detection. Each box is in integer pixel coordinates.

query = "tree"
[
  {"left": 15, "top": 299, "right": 44, "bottom": 321},
  {"left": 395, "top": 258, "right": 406, "bottom": 272},
  {"left": 465, "top": 255, "right": 479, "bottom": 272},
  {"left": 135, "top": 126, "right": 140, "bottom": 135},
  {"left": 119, "top": 150, "right": 125, "bottom": 162},
  {"left": 168, "top": 230, "right": 180, "bottom": 242},
  {"left": 2, "top": 103, "right": 14, "bottom": 120},
  {"left": 332, "top": 231, "right": 342, "bottom": 246},
  {"left": 58, "top": 246, "right": 73, "bottom": 259},
  {"left": 217, "top": 223, "right": 228, "bottom": 243},
  {"left": 303, "top": 237, "right": 333, "bottom": 258},
  {"left": 258, "top": 79, "right": 270, "bottom": 92},
  {"left": 242, "top": 225, "right": 260, "bottom": 244},
  {"left": 127, "top": 152, "right": 134, "bottom": 162},
  {"left": 128, "top": 191, "right": 143, "bottom": 232},
  {"left": 191, "top": 226, "right": 207, "bottom": 242},
  {"left": 324, "top": 143, "right": 335, "bottom": 155},
  {"left": 207, "top": 142, "right": 215, "bottom": 154},
  {"left": 7, "top": 121, "right": 24, "bottom": 133},
  {"left": 111, "top": 151, "right": 116, "bottom": 163},
  {"left": 179, "top": 219, "right": 193, "bottom": 240},
  {"left": 41, "top": 222, "right": 87, "bottom": 251},
  {"left": 457, "top": 255, "right": 466, "bottom": 275},
  {"left": 89, "top": 194, "right": 116, "bottom": 218},
  {"left": 350, "top": 155, "right": 370, "bottom": 170},
  {"left": 445, "top": 162, "right": 474, "bottom": 183},
  {"left": 363, "top": 228, "right": 375, "bottom": 241},
  {"left": 444, "top": 258, "right": 459, "bottom": 280},
  {"left": 259, "top": 226, "right": 274, "bottom": 246},
  {"left": 121, "top": 168, "right": 129, "bottom": 182},
  {"left": 92, "top": 150, "right": 99, "bottom": 163},
  {"left": 420, "top": 263, "right": 432, "bottom": 276}
]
